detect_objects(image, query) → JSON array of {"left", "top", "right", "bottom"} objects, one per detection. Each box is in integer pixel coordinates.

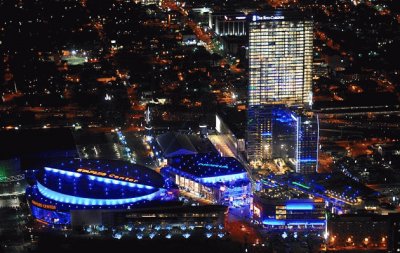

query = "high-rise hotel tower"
[
  {"left": 248, "top": 12, "right": 313, "bottom": 106},
  {"left": 246, "top": 11, "right": 315, "bottom": 169}
]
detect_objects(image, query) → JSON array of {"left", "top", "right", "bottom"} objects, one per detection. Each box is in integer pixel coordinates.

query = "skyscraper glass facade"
[
  {"left": 248, "top": 14, "right": 313, "bottom": 106},
  {"left": 296, "top": 113, "right": 319, "bottom": 174},
  {"left": 247, "top": 106, "right": 273, "bottom": 164},
  {"left": 271, "top": 107, "right": 319, "bottom": 174}
]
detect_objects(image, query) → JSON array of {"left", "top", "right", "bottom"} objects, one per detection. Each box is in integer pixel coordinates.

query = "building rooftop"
[
  {"left": 164, "top": 154, "right": 248, "bottom": 184},
  {"left": 156, "top": 132, "right": 217, "bottom": 158},
  {"left": 26, "top": 159, "right": 172, "bottom": 211},
  {"left": 34, "top": 159, "right": 167, "bottom": 189}
]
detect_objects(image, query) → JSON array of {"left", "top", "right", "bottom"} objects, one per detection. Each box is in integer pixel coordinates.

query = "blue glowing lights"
[
  {"left": 27, "top": 159, "right": 174, "bottom": 226},
  {"left": 36, "top": 182, "right": 160, "bottom": 206},
  {"left": 45, "top": 167, "right": 81, "bottom": 178},
  {"left": 169, "top": 154, "right": 247, "bottom": 179},
  {"left": 165, "top": 154, "right": 249, "bottom": 186},
  {"left": 197, "top": 163, "right": 228, "bottom": 169},
  {"left": 263, "top": 219, "right": 325, "bottom": 226},
  {"left": 285, "top": 202, "right": 314, "bottom": 210},
  {"left": 262, "top": 219, "right": 286, "bottom": 226},
  {"left": 200, "top": 172, "right": 248, "bottom": 184},
  {"left": 299, "top": 159, "right": 317, "bottom": 163},
  {"left": 86, "top": 173, "right": 154, "bottom": 190}
]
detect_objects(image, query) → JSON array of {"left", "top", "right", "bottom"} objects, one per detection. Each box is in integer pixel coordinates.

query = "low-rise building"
[
  {"left": 252, "top": 187, "right": 326, "bottom": 231},
  {"left": 161, "top": 153, "right": 251, "bottom": 207}
]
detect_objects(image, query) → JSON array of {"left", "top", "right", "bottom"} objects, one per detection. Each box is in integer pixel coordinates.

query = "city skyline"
[{"left": 1, "top": 0, "right": 400, "bottom": 252}]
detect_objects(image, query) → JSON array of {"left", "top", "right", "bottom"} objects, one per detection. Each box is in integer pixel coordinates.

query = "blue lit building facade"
[
  {"left": 26, "top": 159, "right": 176, "bottom": 225},
  {"left": 271, "top": 107, "right": 297, "bottom": 162},
  {"left": 252, "top": 194, "right": 325, "bottom": 230},
  {"left": 272, "top": 107, "right": 319, "bottom": 174},
  {"left": 247, "top": 105, "right": 319, "bottom": 173},
  {"left": 161, "top": 154, "right": 251, "bottom": 207},
  {"left": 246, "top": 106, "right": 274, "bottom": 165},
  {"left": 296, "top": 113, "right": 319, "bottom": 174}
]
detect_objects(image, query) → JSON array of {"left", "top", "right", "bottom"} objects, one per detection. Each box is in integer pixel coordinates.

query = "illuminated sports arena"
[
  {"left": 161, "top": 154, "right": 251, "bottom": 207},
  {"left": 26, "top": 159, "right": 176, "bottom": 225}
]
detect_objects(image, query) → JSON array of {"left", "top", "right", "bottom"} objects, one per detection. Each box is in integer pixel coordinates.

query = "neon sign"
[
  {"left": 108, "top": 173, "right": 138, "bottom": 182},
  {"left": 197, "top": 163, "right": 228, "bottom": 169},
  {"left": 76, "top": 168, "right": 106, "bottom": 177},
  {"left": 76, "top": 168, "right": 138, "bottom": 183},
  {"left": 200, "top": 172, "right": 247, "bottom": 184},
  {"left": 252, "top": 15, "right": 284, "bottom": 21},
  {"left": 31, "top": 200, "right": 57, "bottom": 210}
]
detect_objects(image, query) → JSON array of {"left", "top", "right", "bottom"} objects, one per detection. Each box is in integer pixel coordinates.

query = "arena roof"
[
  {"left": 36, "top": 159, "right": 166, "bottom": 189},
  {"left": 26, "top": 159, "right": 172, "bottom": 210},
  {"left": 163, "top": 154, "right": 249, "bottom": 185}
]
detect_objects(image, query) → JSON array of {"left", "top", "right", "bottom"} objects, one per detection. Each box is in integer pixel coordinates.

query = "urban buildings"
[
  {"left": 209, "top": 12, "right": 247, "bottom": 36},
  {"left": 246, "top": 106, "right": 274, "bottom": 163},
  {"left": 327, "top": 214, "right": 388, "bottom": 250},
  {"left": 0, "top": 158, "right": 26, "bottom": 208},
  {"left": 271, "top": 107, "right": 319, "bottom": 174},
  {"left": 73, "top": 204, "right": 228, "bottom": 240},
  {"left": 26, "top": 159, "right": 177, "bottom": 225},
  {"left": 252, "top": 187, "right": 326, "bottom": 230},
  {"left": 247, "top": 105, "right": 319, "bottom": 173},
  {"left": 1, "top": 0, "right": 399, "bottom": 251},
  {"left": 161, "top": 153, "right": 251, "bottom": 207},
  {"left": 260, "top": 172, "right": 379, "bottom": 214},
  {"left": 246, "top": 11, "right": 316, "bottom": 170}
]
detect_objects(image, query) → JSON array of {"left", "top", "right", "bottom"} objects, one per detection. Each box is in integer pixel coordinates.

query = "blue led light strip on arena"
[
  {"left": 263, "top": 219, "right": 325, "bottom": 226},
  {"left": 285, "top": 203, "right": 314, "bottom": 210},
  {"left": 44, "top": 167, "right": 154, "bottom": 190},
  {"left": 36, "top": 182, "right": 160, "bottom": 206},
  {"left": 45, "top": 167, "right": 81, "bottom": 177},
  {"left": 199, "top": 172, "right": 247, "bottom": 184}
]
